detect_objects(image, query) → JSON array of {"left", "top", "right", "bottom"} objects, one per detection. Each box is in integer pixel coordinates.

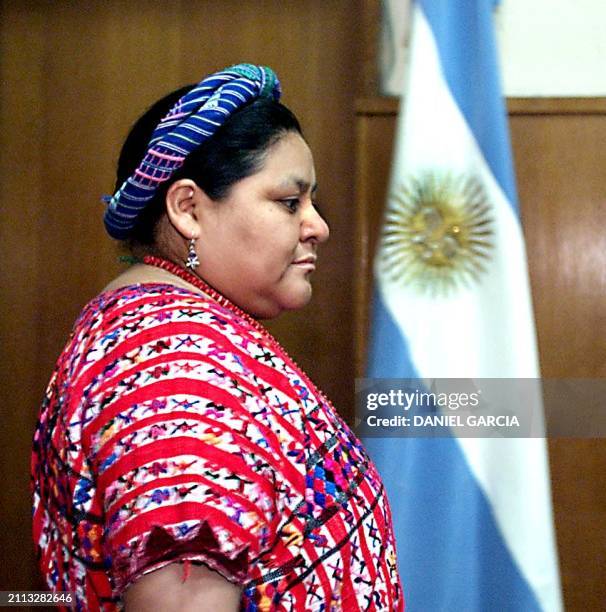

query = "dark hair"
[{"left": 114, "top": 86, "right": 303, "bottom": 252}]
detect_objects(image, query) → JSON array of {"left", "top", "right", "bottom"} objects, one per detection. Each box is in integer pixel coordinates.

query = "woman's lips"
[{"left": 292, "top": 256, "right": 317, "bottom": 271}]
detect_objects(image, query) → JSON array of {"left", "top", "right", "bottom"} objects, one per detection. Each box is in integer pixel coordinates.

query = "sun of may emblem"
[{"left": 379, "top": 173, "right": 494, "bottom": 295}]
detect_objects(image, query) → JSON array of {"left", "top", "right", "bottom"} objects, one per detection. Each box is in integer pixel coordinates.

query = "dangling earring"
[{"left": 185, "top": 236, "right": 200, "bottom": 270}]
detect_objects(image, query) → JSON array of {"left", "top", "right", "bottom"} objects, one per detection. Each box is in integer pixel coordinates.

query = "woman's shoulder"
[
  {"left": 80, "top": 283, "right": 222, "bottom": 327},
  {"left": 68, "top": 282, "right": 276, "bottom": 374},
  {"left": 72, "top": 282, "right": 265, "bottom": 349},
  {"left": 70, "top": 284, "right": 191, "bottom": 339},
  {"left": 52, "top": 282, "right": 278, "bottom": 426}
]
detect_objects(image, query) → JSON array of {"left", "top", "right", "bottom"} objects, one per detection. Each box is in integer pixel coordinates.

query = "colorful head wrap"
[{"left": 103, "top": 63, "right": 281, "bottom": 239}]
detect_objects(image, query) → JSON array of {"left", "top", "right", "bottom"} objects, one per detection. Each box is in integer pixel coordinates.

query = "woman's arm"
[{"left": 124, "top": 562, "right": 242, "bottom": 612}]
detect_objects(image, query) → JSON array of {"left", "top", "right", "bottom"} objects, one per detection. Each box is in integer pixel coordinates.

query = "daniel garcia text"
[{"left": 366, "top": 414, "right": 520, "bottom": 428}]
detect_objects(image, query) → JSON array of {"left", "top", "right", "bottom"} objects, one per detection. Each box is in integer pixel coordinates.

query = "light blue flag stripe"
[
  {"left": 364, "top": 291, "right": 542, "bottom": 610},
  {"left": 365, "top": 436, "right": 542, "bottom": 611},
  {"left": 366, "top": 289, "right": 419, "bottom": 379},
  {"left": 418, "top": 0, "right": 518, "bottom": 208}
]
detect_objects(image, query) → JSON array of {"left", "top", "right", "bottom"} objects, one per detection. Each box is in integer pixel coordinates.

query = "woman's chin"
[
  {"left": 285, "top": 296, "right": 313, "bottom": 314},
  {"left": 256, "top": 284, "right": 313, "bottom": 319},
  {"left": 284, "top": 282, "right": 314, "bottom": 310}
]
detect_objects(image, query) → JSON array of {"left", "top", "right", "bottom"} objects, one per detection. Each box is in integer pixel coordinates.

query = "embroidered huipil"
[{"left": 32, "top": 284, "right": 404, "bottom": 611}]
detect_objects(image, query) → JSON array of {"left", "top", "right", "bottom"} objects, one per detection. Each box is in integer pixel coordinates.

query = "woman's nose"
[{"left": 301, "top": 203, "right": 330, "bottom": 243}]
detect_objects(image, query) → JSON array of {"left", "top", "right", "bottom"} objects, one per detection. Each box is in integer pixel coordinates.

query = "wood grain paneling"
[
  {"left": 0, "top": 0, "right": 362, "bottom": 596},
  {"left": 509, "top": 101, "right": 606, "bottom": 611},
  {"left": 354, "top": 102, "right": 398, "bottom": 376},
  {"left": 510, "top": 110, "right": 606, "bottom": 378},
  {"left": 0, "top": 2, "right": 45, "bottom": 593},
  {"left": 354, "top": 96, "right": 606, "bottom": 611}
]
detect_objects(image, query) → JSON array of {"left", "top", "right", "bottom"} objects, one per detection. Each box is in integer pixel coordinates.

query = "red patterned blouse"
[{"left": 31, "top": 284, "right": 404, "bottom": 611}]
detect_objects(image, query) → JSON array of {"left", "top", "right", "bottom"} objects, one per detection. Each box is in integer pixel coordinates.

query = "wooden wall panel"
[
  {"left": 0, "top": 2, "right": 46, "bottom": 594},
  {"left": 354, "top": 99, "right": 397, "bottom": 375},
  {"left": 509, "top": 103, "right": 606, "bottom": 612},
  {"left": 0, "top": 0, "right": 362, "bottom": 596},
  {"left": 510, "top": 109, "right": 606, "bottom": 378},
  {"left": 354, "top": 96, "right": 606, "bottom": 612}
]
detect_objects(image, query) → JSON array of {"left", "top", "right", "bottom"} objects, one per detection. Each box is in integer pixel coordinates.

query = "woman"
[{"left": 31, "top": 64, "right": 403, "bottom": 611}]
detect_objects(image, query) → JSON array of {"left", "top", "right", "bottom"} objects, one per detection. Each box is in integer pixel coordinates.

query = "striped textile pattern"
[
  {"left": 31, "top": 284, "right": 403, "bottom": 611},
  {"left": 103, "top": 64, "right": 281, "bottom": 240}
]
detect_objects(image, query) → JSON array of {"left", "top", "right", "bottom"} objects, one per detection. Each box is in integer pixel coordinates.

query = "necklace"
[
  {"left": 142, "top": 255, "right": 340, "bottom": 455},
  {"left": 142, "top": 255, "right": 313, "bottom": 384},
  {"left": 143, "top": 254, "right": 267, "bottom": 331}
]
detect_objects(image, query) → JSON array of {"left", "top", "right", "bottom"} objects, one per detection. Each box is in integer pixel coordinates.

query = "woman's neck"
[{"left": 102, "top": 262, "right": 207, "bottom": 296}]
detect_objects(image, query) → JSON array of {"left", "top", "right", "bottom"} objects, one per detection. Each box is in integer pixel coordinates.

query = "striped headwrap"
[{"left": 103, "top": 63, "right": 281, "bottom": 240}]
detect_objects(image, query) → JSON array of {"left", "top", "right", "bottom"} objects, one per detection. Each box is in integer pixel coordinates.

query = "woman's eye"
[{"left": 280, "top": 198, "right": 300, "bottom": 212}]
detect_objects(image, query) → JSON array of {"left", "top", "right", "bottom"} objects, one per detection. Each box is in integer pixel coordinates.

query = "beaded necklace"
[
  {"left": 142, "top": 255, "right": 330, "bottom": 409},
  {"left": 143, "top": 254, "right": 263, "bottom": 329}
]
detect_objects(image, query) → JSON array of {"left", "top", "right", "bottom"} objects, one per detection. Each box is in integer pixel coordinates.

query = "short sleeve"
[{"left": 82, "top": 297, "right": 281, "bottom": 594}]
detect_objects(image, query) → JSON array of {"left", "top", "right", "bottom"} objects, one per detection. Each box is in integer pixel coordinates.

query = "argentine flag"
[{"left": 364, "top": 1, "right": 563, "bottom": 610}]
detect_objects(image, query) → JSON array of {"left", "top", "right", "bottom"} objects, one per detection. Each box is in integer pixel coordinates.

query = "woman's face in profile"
[{"left": 196, "top": 131, "right": 330, "bottom": 319}]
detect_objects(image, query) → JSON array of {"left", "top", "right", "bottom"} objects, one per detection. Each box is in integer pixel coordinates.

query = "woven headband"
[{"left": 103, "top": 63, "right": 281, "bottom": 239}]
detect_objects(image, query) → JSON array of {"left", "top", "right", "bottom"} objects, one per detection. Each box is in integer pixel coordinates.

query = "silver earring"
[{"left": 185, "top": 237, "right": 200, "bottom": 270}]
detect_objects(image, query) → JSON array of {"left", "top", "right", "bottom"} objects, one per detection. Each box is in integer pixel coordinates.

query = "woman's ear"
[{"left": 165, "top": 179, "right": 205, "bottom": 239}]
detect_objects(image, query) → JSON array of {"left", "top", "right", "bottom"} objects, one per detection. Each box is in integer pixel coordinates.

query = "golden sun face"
[{"left": 379, "top": 174, "right": 494, "bottom": 295}]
